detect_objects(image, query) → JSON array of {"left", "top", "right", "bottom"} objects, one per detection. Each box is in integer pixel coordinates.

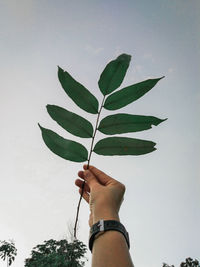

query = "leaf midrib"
[
  {"left": 63, "top": 70, "right": 98, "bottom": 113},
  {"left": 105, "top": 61, "right": 121, "bottom": 94},
  {"left": 50, "top": 135, "right": 87, "bottom": 160},
  {"left": 56, "top": 111, "right": 92, "bottom": 137},
  {"left": 106, "top": 84, "right": 148, "bottom": 106},
  {"left": 95, "top": 144, "right": 154, "bottom": 151},
  {"left": 99, "top": 121, "right": 154, "bottom": 130}
]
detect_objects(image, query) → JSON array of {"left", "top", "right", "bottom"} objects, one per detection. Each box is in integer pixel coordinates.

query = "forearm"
[
  {"left": 76, "top": 165, "right": 133, "bottom": 266},
  {"left": 91, "top": 230, "right": 134, "bottom": 267}
]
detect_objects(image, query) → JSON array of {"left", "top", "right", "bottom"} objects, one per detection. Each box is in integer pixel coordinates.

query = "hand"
[{"left": 75, "top": 165, "right": 126, "bottom": 227}]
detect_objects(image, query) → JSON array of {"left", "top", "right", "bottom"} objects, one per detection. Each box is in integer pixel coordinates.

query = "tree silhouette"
[
  {"left": 180, "top": 258, "right": 200, "bottom": 267},
  {"left": 0, "top": 240, "right": 17, "bottom": 266},
  {"left": 24, "top": 239, "right": 87, "bottom": 267},
  {"left": 163, "top": 257, "right": 200, "bottom": 267}
]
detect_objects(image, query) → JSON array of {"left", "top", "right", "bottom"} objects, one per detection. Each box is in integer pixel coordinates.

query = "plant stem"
[
  {"left": 87, "top": 95, "right": 105, "bottom": 166},
  {"left": 73, "top": 95, "right": 106, "bottom": 239},
  {"left": 73, "top": 180, "right": 85, "bottom": 239}
]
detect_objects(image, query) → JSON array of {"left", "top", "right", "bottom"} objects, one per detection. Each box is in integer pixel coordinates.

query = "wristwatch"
[{"left": 89, "top": 219, "right": 130, "bottom": 252}]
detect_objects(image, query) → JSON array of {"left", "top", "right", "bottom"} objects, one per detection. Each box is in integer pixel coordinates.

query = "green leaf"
[
  {"left": 47, "top": 105, "right": 93, "bottom": 138},
  {"left": 104, "top": 77, "right": 164, "bottom": 110},
  {"left": 98, "top": 54, "right": 131, "bottom": 95},
  {"left": 38, "top": 124, "right": 88, "bottom": 162},
  {"left": 93, "top": 137, "right": 156, "bottom": 156},
  {"left": 98, "top": 114, "right": 167, "bottom": 135},
  {"left": 58, "top": 67, "right": 99, "bottom": 114}
]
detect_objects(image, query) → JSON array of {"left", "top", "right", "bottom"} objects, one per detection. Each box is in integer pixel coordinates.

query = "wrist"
[
  {"left": 93, "top": 212, "right": 120, "bottom": 224},
  {"left": 89, "top": 219, "right": 130, "bottom": 252}
]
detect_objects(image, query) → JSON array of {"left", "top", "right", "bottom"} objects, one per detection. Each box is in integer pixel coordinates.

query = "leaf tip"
[
  {"left": 57, "top": 66, "right": 64, "bottom": 74},
  {"left": 118, "top": 53, "right": 131, "bottom": 61},
  {"left": 38, "top": 123, "right": 42, "bottom": 130},
  {"left": 46, "top": 104, "right": 53, "bottom": 111},
  {"left": 154, "top": 117, "right": 168, "bottom": 126},
  {"left": 159, "top": 118, "right": 168, "bottom": 125}
]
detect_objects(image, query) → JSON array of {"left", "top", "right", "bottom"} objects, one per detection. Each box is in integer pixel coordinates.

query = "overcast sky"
[{"left": 0, "top": 0, "right": 199, "bottom": 266}]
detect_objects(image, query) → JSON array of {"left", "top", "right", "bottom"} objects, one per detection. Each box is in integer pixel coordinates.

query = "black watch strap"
[{"left": 89, "top": 220, "right": 130, "bottom": 252}]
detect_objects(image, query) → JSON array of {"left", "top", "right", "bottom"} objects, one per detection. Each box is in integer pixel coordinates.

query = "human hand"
[{"left": 75, "top": 165, "right": 126, "bottom": 227}]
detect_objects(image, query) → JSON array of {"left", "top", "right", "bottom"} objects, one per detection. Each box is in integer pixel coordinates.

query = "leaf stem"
[
  {"left": 73, "top": 95, "right": 106, "bottom": 239},
  {"left": 87, "top": 95, "right": 106, "bottom": 166},
  {"left": 73, "top": 180, "right": 85, "bottom": 239}
]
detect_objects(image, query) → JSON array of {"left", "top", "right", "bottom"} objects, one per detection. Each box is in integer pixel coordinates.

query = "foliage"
[
  {"left": 180, "top": 258, "right": 200, "bottom": 267},
  {"left": 39, "top": 53, "right": 167, "bottom": 164},
  {"left": 0, "top": 240, "right": 17, "bottom": 266},
  {"left": 24, "top": 239, "right": 87, "bottom": 267},
  {"left": 163, "top": 257, "right": 200, "bottom": 267},
  {"left": 163, "top": 264, "right": 175, "bottom": 267}
]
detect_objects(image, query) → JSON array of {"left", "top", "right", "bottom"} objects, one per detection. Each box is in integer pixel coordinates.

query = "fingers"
[
  {"left": 75, "top": 179, "right": 90, "bottom": 193},
  {"left": 78, "top": 170, "right": 84, "bottom": 179},
  {"left": 75, "top": 178, "right": 90, "bottom": 203},
  {"left": 83, "top": 165, "right": 114, "bottom": 185},
  {"left": 78, "top": 168, "right": 99, "bottom": 189},
  {"left": 79, "top": 188, "right": 89, "bottom": 203}
]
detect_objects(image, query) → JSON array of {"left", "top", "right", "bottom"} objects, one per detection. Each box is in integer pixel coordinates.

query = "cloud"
[
  {"left": 85, "top": 45, "right": 104, "bottom": 55},
  {"left": 135, "top": 65, "right": 143, "bottom": 72},
  {"left": 143, "top": 53, "right": 155, "bottom": 62},
  {"left": 114, "top": 46, "right": 123, "bottom": 57},
  {"left": 3, "top": 0, "right": 34, "bottom": 25},
  {"left": 168, "top": 67, "right": 174, "bottom": 73}
]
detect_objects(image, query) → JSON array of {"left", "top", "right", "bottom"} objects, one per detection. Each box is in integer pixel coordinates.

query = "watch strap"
[{"left": 89, "top": 220, "right": 130, "bottom": 252}]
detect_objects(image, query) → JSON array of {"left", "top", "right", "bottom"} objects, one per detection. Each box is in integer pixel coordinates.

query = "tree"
[
  {"left": 163, "top": 257, "right": 200, "bottom": 267},
  {"left": 24, "top": 239, "right": 87, "bottom": 267},
  {"left": 180, "top": 258, "right": 200, "bottom": 267},
  {"left": 163, "top": 263, "right": 175, "bottom": 267},
  {"left": 0, "top": 240, "right": 17, "bottom": 266}
]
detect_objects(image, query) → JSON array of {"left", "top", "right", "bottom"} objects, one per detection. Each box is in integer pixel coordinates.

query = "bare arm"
[{"left": 75, "top": 165, "right": 134, "bottom": 267}]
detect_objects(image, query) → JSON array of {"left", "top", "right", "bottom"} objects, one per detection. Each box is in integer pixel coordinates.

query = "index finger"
[{"left": 83, "top": 165, "right": 114, "bottom": 185}]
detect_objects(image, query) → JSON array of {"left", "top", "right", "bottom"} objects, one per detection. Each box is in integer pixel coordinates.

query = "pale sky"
[{"left": 0, "top": 0, "right": 200, "bottom": 266}]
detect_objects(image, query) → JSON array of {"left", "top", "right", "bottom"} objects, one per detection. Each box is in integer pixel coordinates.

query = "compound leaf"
[
  {"left": 104, "top": 77, "right": 164, "bottom": 110},
  {"left": 98, "top": 113, "right": 167, "bottom": 135},
  {"left": 93, "top": 137, "right": 156, "bottom": 156},
  {"left": 47, "top": 105, "right": 93, "bottom": 138},
  {"left": 98, "top": 54, "right": 131, "bottom": 95},
  {"left": 38, "top": 124, "right": 88, "bottom": 162},
  {"left": 58, "top": 66, "right": 99, "bottom": 114}
]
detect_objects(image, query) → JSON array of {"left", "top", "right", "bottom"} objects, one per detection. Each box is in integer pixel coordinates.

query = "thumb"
[{"left": 83, "top": 169, "right": 99, "bottom": 189}]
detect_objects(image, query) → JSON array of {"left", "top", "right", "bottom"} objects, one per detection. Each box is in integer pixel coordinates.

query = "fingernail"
[{"left": 83, "top": 164, "right": 87, "bottom": 169}]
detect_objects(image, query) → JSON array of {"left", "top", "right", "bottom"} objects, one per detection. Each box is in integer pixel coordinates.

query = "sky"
[{"left": 0, "top": 0, "right": 200, "bottom": 266}]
